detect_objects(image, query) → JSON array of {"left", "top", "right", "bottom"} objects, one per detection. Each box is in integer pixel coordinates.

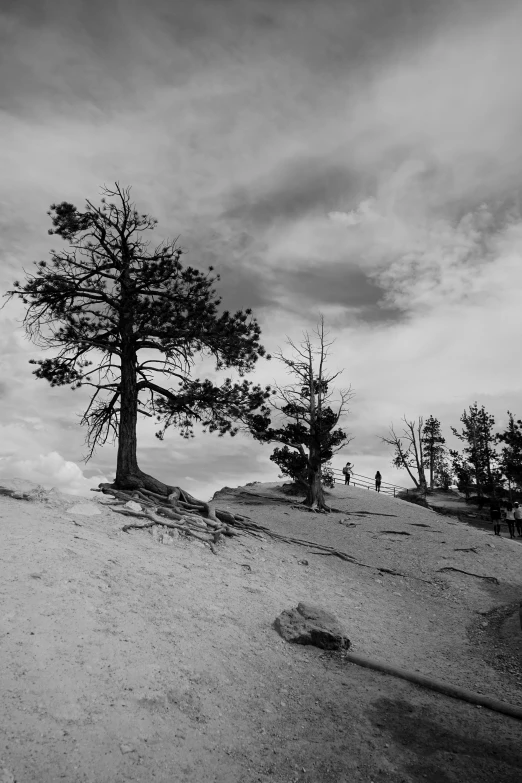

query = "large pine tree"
[
  {"left": 6, "top": 183, "right": 271, "bottom": 496},
  {"left": 451, "top": 403, "right": 499, "bottom": 497},
  {"left": 421, "top": 416, "right": 446, "bottom": 490}
]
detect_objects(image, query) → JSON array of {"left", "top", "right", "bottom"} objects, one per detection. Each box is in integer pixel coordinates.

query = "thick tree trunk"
[
  {"left": 113, "top": 345, "right": 179, "bottom": 495},
  {"left": 302, "top": 447, "right": 329, "bottom": 510},
  {"left": 115, "top": 344, "right": 141, "bottom": 490}
]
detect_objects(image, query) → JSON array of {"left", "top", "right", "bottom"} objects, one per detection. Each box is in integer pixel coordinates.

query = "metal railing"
[{"left": 331, "top": 468, "right": 410, "bottom": 497}]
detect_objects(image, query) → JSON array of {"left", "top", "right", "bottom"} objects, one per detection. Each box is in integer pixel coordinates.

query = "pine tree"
[
  {"left": 449, "top": 450, "right": 473, "bottom": 498},
  {"left": 451, "top": 403, "right": 499, "bottom": 497},
  {"left": 6, "top": 183, "right": 272, "bottom": 496},
  {"left": 496, "top": 412, "right": 522, "bottom": 494},
  {"left": 421, "top": 416, "right": 446, "bottom": 489}
]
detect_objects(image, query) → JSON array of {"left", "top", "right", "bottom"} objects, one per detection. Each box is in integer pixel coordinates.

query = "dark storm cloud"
[
  {"left": 1, "top": 0, "right": 505, "bottom": 120},
  {"left": 177, "top": 215, "right": 402, "bottom": 323},
  {"left": 276, "top": 264, "right": 403, "bottom": 325},
  {"left": 223, "top": 158, "right": 368, "bottom": 229}
]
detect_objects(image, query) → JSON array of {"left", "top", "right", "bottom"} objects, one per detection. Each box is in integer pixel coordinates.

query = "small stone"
[
  {"left": 124, "top": 501, "right": 142, "bottom": 512},
  {"left": 297, "top": 560, "right": 309, "bottom": 566},
  {"left": 120, "top": 744, "right": 134, "bottom": 754}
]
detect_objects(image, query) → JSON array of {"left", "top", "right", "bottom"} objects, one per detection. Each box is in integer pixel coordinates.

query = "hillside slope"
[{"left": 1, "top": 479, "right": 521, "bottom": 783}]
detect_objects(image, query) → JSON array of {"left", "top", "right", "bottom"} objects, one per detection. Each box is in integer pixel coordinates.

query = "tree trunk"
[
  {"left": 115, "top": 343, "right": 141, "bottom": 490},
  {"left": 303, "top": 446, "right": 329, "bottom": 510},
  {"left": 303, "top": 468, "right": 328, "bottom": 509},
  {"left": 470, "top": 426, "right": 482, "bottom": 499},
  {"left": 396, "top": 445, "right": 420, "bottom": 489},
  {"left": 113, "top": 342, "right": 179, "bottom": 496}
]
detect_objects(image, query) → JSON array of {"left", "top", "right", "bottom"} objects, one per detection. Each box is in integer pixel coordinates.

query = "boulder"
[{"left": 274, "top": 603, "right": 350, "bottom": 650}]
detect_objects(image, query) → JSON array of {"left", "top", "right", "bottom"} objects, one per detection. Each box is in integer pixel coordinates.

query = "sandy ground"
[
  {"left": 1, "top": 479, "right": 521, "bottom": 783},
  {"left": 413, "top": 488, "right": 522, "bottom": 540}
]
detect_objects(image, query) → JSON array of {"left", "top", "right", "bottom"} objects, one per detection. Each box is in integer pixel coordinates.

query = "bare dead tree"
[
  {"left": 250, "top": 317, "right": 354, "bottom": 511},
  {"left": 382, "top": 416, "right": 427, "bottom": 490}
]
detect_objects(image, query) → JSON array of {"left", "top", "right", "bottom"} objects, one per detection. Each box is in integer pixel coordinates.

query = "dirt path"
[{"left": 1, "top": 480, "right": 521, "bottom": 782}]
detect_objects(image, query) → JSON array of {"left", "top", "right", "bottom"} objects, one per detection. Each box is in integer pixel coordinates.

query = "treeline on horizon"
[{"left": 381, "top": 408, "right": 522, "bottom": 501}]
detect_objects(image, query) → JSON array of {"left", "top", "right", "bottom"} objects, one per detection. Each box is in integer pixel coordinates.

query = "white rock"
[{"left": 124, "top": 501, "right": 142, "bottom": 512}]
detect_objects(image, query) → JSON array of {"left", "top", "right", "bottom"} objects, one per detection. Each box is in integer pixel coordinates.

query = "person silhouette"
[
  {"left": 490, "top": 499, "right": 501, "bottom": 536},
  {"left": 514, "top": 502, "right": 522, "bottom": 537},
  {"left": 343, "top": 462, "right": 353, "bottom": 485},
  {"left": 505, "top": 502, "right": 516, "bottom": 539},
  {"left": 375, "top": 471, "right": 382, "bottom": 492}
]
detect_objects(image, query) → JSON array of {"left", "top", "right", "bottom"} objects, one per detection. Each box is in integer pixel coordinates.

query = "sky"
[{"left": 1, "top": 0, "right": 522, "bottom": 498}]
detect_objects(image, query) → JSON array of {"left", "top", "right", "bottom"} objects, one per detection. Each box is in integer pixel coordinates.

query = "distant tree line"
[{"left": 383, "top": 406, "right": 522, "bottom": 501}]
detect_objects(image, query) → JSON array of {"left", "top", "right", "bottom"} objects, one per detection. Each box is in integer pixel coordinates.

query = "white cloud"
[{"left": 0, "top": 452, "right": 109, "bottom": 497}]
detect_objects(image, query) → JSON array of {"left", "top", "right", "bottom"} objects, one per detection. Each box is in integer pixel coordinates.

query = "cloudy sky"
[{"left": 1, "top": 0, "right": 521, "bottom": 498}]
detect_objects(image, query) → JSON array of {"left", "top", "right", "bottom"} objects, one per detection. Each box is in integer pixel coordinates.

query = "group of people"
[
  {"left": 342, "top": 462, "right": 382, "bottom": 492},
  {"left": 490, "top": 500, "right": 522, "bottom": 539}
]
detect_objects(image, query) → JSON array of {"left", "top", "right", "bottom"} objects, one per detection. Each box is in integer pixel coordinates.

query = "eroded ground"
[{"left": 1, "top": 481, "right": 521, "bottom": 782}]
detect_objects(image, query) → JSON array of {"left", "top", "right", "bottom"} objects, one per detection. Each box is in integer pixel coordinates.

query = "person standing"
[
  {"left": 343, "top": 462, "right": 353, "bottom": 485},
  {"left": 505, "top": 502, "right": 516, "bottom": 539},
  {"left": 514, "top": 502, "right": 522, "bottom": 537},
  {"left": 490, "top": 499, "right": 501, "bottom": 536},
  {"left": 375, "top": 471, "right": 382, "bottom": 492}
]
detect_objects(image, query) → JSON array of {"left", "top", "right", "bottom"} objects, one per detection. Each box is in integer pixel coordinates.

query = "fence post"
[{"left": 393, "top": 488, "right": 396, "bottom": 497}]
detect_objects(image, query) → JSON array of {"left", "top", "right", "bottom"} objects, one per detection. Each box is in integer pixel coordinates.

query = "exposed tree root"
[
  {"left": 92, "top": 481, "right": 432, "bottom": 582},
  {"left": 436, "top": 566, "right": 500, "bottom": 584},
  {"left": 92, "top": 481, "right": 266, "bottom": 550},
  {"left": 454, "top": 547, "right": 479, "bottom": 554},
  {"left": 291, "top": 504, "right": 344, "bottom": 514},
  {"left": 308, "top": 550, "right": 432, "bottom": 583}
]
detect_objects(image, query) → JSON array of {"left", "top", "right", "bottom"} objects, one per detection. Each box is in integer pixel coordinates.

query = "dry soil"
[{"left": 1, "top": 479, "right": 521, "bottom": 783}]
